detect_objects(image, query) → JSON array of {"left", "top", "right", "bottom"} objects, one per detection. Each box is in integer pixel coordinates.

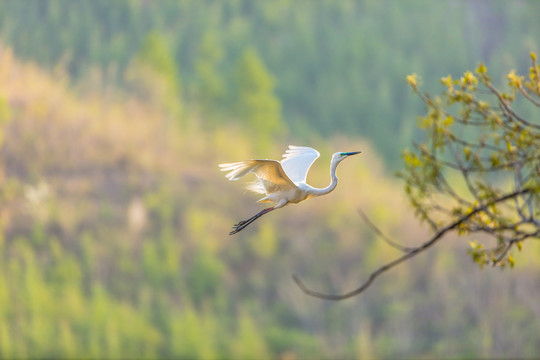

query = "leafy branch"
[{"left": 294, "top": 53, "right": 540, "bottom": 300}]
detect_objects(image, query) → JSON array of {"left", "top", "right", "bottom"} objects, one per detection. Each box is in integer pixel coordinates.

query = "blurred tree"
[
  {"left": 230, "top": 312, "right": 271, "bottom": 360},
  {"left": 233, "top": 47, "right": 285, "bottom": 150},
  {"left": 0, "top": 93, "right": 10, "bottom": 190},
  {"left": 186, "top": 248, "right": 225, "bottom": 303},
  {"left": 251, "top": 221, "right": 278, "bottom": 260},
  {"left": 193, "top": 31, "right": 226, "bottom": 122},
  {"left": 170, "top": 304, "right": 219, "bottom": 359},
  {"left": 125, "top": 31, "right": 182, "bottom": 117},
  {"left": 295, "top": 53, "right": 540, "bottom": 300},
  {"left": 0, "top": 94, "right": 10, "bottom": 149}
]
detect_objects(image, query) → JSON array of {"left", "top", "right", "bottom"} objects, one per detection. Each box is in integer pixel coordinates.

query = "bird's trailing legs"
[{"left": 230, "top": 207, "right": 274, "bottom": 235}]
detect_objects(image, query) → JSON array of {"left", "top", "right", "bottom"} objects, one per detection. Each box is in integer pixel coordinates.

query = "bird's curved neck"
[{"left": 310, "top": 159, "right": 339, "bottom": 197}]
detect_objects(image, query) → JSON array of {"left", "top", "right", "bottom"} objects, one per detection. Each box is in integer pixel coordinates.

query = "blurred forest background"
[{"left": 0, "top": 0, "right": 539, "bottom": 358}]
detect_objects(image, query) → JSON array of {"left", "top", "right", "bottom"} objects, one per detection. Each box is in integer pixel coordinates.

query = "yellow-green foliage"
[
  {"left": 403, "top": 54, "right": 540, "bottom": 269},
  {"left": 230, "top": 312, "right": 271, "bottom": 360},
  {"left": 1, "top": 44, "right": 540, "bottom": 359}
]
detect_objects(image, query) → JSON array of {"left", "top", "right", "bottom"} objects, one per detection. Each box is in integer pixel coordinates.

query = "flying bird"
[{"left": 219, "top": 145, "right": 361, "bottom": 235}]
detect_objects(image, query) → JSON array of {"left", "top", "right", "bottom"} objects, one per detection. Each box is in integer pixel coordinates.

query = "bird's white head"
[{"left": 332, "top": 151, "right": 362, "bottom": 164}]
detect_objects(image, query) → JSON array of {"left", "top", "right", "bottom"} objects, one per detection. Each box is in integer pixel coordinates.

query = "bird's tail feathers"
[
  {"left": 219, "top": 161, "right": 259, "bottom": 181},
  {"left": 246, "top": 180, "right": 266, "bottom": 194},
  {"left": 219, "top": 161, "right": 269, "bottom": 196}
]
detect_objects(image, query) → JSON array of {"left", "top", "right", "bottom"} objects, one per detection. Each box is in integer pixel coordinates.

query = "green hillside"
[
  {"left": 1, "top": 1, "right": 540, "bottom": 358},
  {"left": 1, "top": 41, "right": 540, "bottom": 358},
  {"left": 1, "top": 0, "right": 539, "bottom": 166}
]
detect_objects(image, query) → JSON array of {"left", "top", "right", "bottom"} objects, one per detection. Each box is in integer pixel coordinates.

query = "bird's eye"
[{"left": 340, "top": 153, "right": 346, "bottom": 156}]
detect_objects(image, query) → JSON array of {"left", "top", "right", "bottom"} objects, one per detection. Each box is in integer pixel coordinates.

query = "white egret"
[{"left": 219, "top": 145, "right": 361, "bottom": 235}]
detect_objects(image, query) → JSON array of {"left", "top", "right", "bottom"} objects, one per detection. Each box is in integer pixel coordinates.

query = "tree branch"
[
  {"left": 293, "top": 189, "right": 531, "bottom": 301},
  {"left": 357, "top": 209, "right": 416, "bottom": 252},
  {"left": 486, "top": 81, "right": 540, "bottom": 130}
]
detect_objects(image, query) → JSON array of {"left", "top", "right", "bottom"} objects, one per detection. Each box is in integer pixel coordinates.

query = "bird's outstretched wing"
[
  {"left": 280, "top": 145, "right": 320, "bottom": 184},
  {"left": 219, "top": 160, "right": 296, "bottom": 194}
]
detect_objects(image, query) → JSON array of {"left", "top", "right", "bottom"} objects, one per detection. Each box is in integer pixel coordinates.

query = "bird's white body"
[
  {"left": 219, "top": 145, "right": 360, "bottom": 234},
  {"left": 261, "top": 182, "right": 314, "bottom": 206}
]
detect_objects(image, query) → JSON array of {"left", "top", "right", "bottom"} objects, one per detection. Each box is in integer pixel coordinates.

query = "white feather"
[{"left": 280, "top": 145, "right": 320, "bottom": 184}]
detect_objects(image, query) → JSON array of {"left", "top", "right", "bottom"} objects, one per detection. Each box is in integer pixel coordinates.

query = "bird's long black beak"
[{"left": 344, "top": 151, "right": 361, "bottom": 156}]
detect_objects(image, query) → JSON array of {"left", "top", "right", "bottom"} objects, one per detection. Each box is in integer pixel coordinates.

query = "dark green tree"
[
  {"left": 233, "top": 47, "right": 285, "bottom": 150},
  {"left": 125, "top": 31, "right": 182, "bottom": 116},
  {"left": 193, "top": 31, "right": 226, "bottom": 121}
]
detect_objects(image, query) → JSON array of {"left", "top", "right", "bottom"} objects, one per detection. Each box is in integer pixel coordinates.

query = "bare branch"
[
  {"left": 293, "top": 189, "right": 531, "bottom": 301},
  {"left": 519, "top": 85, "right": 540, "bottom": 107},
  {"left": 357, "top": 209, "right": 416, "bottom": 252}
]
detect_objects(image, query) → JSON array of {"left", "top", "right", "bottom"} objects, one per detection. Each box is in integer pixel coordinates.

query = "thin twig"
[
  {"left": 486, "top": 81, "right": 540, "bottom": 130},
  {"left": 519, "top": 85, "right": 540, "bottom": 107},
  {"left": 357, "top": 209, "right": 416, "bottom": 252}
]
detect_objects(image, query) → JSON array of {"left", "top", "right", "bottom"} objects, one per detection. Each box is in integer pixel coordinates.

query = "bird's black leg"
[{"left": 230, "top": 207, "right": 274, "bottom": 235}]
